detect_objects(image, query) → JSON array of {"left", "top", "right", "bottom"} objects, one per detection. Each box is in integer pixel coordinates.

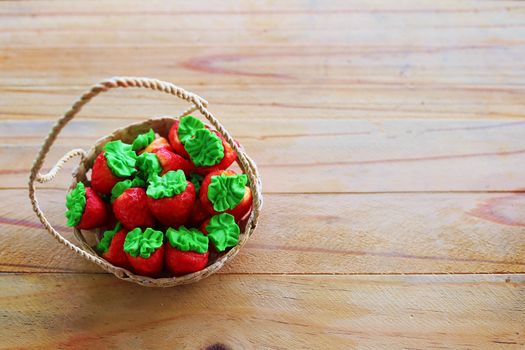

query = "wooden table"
[{"left": 1, "top": 1, "right": 524, "bottom": 348}]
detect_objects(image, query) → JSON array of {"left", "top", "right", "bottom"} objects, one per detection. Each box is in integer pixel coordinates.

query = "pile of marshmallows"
[{"left": 65, "top": 116, "right": 252, "bottom": 277}]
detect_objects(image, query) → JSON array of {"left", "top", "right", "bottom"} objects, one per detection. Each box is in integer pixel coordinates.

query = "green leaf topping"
[
  {"left": 136, "top": 152, "right": 162, "bottom": 181},
  {"left": 166, "top": 226, "right": 209, "bottom": 253},
  {"left": 146, "top": 170, "right": 188, "bottom": 199},
  {"left": 207, "top": 173, "right": 247, "bottom": 212},
  {"left": 189, "top": 173, "right": 204, "bottom": 196},
  {"left": 96, "top": 222, "right": 122, "bottom": 254},
  {"left": 177, "top": 115, "right": 205, "bottom": 144},
  {"left": 131, "top": 176, "right": 146, "bottom": 188},
  {"left": 206, "top": 214, "right": 240, "bottom": 252},
  {"left": 103, "top": 140, "right": 138, "bottom": 177},
  {"left": 110, "top": 177, "right": 145, "bottom": 202},
  {"left": 65, "top": 182, "right": 86, "bottom": 227},
  {"left": 123, "top": 227, "right": 164, "bottom": 258},
  {"left": 184, "top": 129, "right": 224, "bottom": 167},
  {"left": 131, "top": 129, "right": 155, "bottom": 151}
]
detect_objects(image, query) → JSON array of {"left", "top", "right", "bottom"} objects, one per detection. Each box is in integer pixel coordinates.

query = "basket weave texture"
[{"left": 28, "top": 77, "right": 263, "bottom": 287}]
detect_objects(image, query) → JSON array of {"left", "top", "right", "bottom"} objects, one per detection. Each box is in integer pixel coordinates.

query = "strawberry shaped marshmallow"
[
  {"left": 111, "top": 177, "right": 155, "bottom": 230},
  {"left": 96, "top": 222, "right": 130, "bottom": 269},
  {"left": 168, "top": 115, "right": 236, "bottom": 174},
  {"left": 187, "top": 173, "right": 208, "bottom": 226},
  {"left": 165, "top": 226, "right": 209, "bottom": 275},
  {"left": 146, "top": 170, "right": 196, "bottom": 228},
  {"left": 131, "top": 129, "right": 155, "bottom": 152},
  {"left": 155, "top": 148, "right": 194, "bottom": 176},
  {"left": 200, "top": 170, "right": 253, "bottom": 221},
  {"left": 188, "top": 199, "right": 209, "bottom": 227},
  {"left": 65, "top": 182, "right": 109, "bottom": 229},
  {"left": 200, "top": 213, "right": 240, "bottom": 253},
  {"left": 136, "top": 152, "right": 162, "bottom": 181},
  {"left": 141, "top": 137, "right": 173, "bottom": 154},
  {"left": 132, "top": 128, "right": 174, "bottom": 155},
  {"left": 91, "top": 140, "right": 138, "bottom": 194},
  {"left": 123, "top": 227, "right": 165, "bottom": 277}
]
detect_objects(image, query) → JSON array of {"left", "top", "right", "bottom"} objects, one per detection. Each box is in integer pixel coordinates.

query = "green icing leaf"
[
  {"left": 166, "top": 226, "right": 208, "bottom": 253},
  {"left": 96, "top": 222, "right": 122, "bottom": 254},
  {"left": 206, "top": 214, "right": 240, "bottom": 252},
  {"left": 111, "top": 178, "right": 146, "bottom": 201},
  {"left": 189, "top": 173, "right": 204, "bottom": 196},
  {"left": 136, "top": 152, "right": 161, "bottom": 181},
  {"left": 65, "top": 182, "right": 86, "bottom": 227},
  {"left": 103, "top": 140, "right": 138, "bottom": 177},
  {"left": 131, "top": 177, "right": 146, "bottom": 188},
  {"left": 146, "top": 170, "right": 188, "bottom": 199},
  {"left": 111, "top": 180, "right": 132, "bottom": 202},
  {"left": 207, "top": 173, "right": 247, "bottom": 212},
  {"left": 123, "top": 227, "right": 164, "bottom": 258},
  {"left": 131, "top": 129, "right": 155, "bottom": 151},
  {"left": 177, "top": 115, "right": 205, "bottom": 144},
  {"left": 184, "top": 129, "right": 224, "bottom": 167}
]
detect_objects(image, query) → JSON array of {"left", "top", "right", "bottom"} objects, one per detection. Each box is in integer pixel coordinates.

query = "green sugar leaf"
[
  {"left": 146, "top": 170, "right": 188, "bottom": 199},
  {"left": 111, "top": 180, "right": 132, "bottom": 202},
  {"left": 205, "top": 214, "right": 240, "bottom": 252},
  {"left": 131, "top": 176, "right": 146, "bottom": 188},
  {"left": 96, "top": 222, "right": 122, "bottom": 254},
  {"left": 177, "top": 115, "right": 205, "bottom": 144},
  {"left": 123, "top": 227, "right": 164, "bottom": 258},
  {"left": 207, "top": 173, "right": 247, "bottom": 212},
  {"left": 65, "top": 182, "right": 86, "bottom": 227},
  {"left": 131, "top": 129, "right": 155, "bottom": 151},
  {"left": 184, "top": 129, "right": 224, "bottom": 167},
  {"left": 189, "top": 173, "right": 204, "bottom": 196},
  {"left": 103, "top": 140, "right": 138, "bottom": 177},
  {"left": 136, "top": 152, "right": 162, "bottom": 181},
  {"left": 166, "top": 226, "right": 209, "bottom": 254}
]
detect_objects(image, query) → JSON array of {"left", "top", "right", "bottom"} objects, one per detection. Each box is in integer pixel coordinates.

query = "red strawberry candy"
[
  {"left": 65, "top": 182, "right": 109, "bottom": 229},
  {"left": 146, "top": 170, "right": 196, "bottom": 228},
  {"left": 91, "top": 140, "right": 138, "bottom": 194},
  {"left": 132, "top": 128, "right": 174, "bottom": 155},
  {"left": 168, "top": 119, "right": 191, "bottom": 159},
  {"left": 156, "top": 148, "right": 194, "bottom": 176},
  {"left": 111, "top": 178, "right": 155, "bottom": 230},
  {"left": 96, "top": 222, "right": 130, "bottom": 269},
  {"left": 200, "top": 213, "right": 240, "bottom": 253},
  {"left": 165, "top": 226, "right": 209, "bottom": 275},
  {"left": 131, "top": 129, "right": 155, "bottom": 152},
  {"left": 141, "top": 137, "right": 173, "bottom": 155},
  {"left": 123, "top": 227, "right": 165, "bottom": 277},
  {"left": 192, "top": 130, "right": 237, "bottom": 175},
  {"left": 168, "top": 115, "right": 236, "bottom": 175},
  {"left": 188, "top": 199, "right": 209, "bottom": 227},
  {"left": 200, "top": 170, "right": 253, "bottom": 222}
]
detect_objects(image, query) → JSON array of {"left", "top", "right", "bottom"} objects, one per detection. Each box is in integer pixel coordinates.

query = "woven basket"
[{"left": 28, "top": 77, "right": 263, "bottom": 287}]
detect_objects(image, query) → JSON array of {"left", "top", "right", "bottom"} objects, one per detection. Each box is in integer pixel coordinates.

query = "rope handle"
[{"left": 28, "top": 77, "right": 262, "bottom": 276}]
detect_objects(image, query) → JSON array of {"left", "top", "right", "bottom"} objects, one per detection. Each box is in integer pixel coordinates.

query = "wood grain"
[
  {"left": 1, "top": 273, "right": 523, "bottom": 349},
  {"left": 2, "top": 189, "right": 524, "bottom": 274},
  {"left": 1, "top": 0, "right": 525, "bottom": 348},
  {"left": 1, "top": 119, "right": 525, "bottom": 192}
]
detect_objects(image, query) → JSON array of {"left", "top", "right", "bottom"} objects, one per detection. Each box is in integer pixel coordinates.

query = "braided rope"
[
  {"left": 35, "top": 148, "right": 86, "bottom": 183},
  {"left": 28, "top": 77, "right": 262, "bottom": 287}
]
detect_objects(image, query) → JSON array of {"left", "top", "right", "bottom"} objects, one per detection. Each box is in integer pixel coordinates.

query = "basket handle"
[{"left": 28, "top": 77, "right": 262, "bottom": 276}]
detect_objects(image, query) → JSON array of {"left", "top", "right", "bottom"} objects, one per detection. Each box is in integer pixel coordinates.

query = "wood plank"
[
  {"left": 1, "top": 273, "right": 523, "bottom": 349},
  {"left": 1, "top": 83, "right": 524, "bottom": 121},
  {"left": 1, "top": 0, "right": 524, "bottom": 121},
  {"left": 2, "top": 1, "right": 524, "bottom": 49},
  {"left": 2, "top": 189, "right": 524, "bottom": 274},
  {"left": 1, "top": 119, "right": 524, "bottom": 192}
]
